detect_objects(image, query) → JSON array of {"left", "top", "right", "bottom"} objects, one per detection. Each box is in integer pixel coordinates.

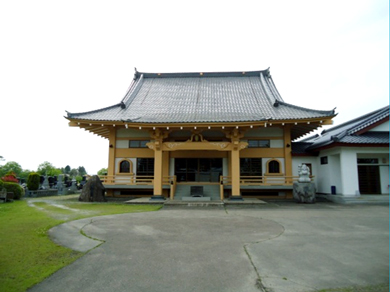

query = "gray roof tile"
[
  {"left": 303, "top": 106, "right": 389, "bottom": 150},
  {"left": 67, "top": 69, "right": 335, "bottom": 124}
]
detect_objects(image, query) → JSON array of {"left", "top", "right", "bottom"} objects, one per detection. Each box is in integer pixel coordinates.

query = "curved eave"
[{"left": 66, "top": 115, "right": 336, "bottom": 140}]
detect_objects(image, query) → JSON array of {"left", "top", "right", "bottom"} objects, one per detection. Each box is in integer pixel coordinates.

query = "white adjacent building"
[{"left": 293, "top": 106, "right": 389, "bottom": 198}]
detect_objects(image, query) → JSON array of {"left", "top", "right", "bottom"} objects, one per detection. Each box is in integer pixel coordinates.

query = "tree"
[
  {"left": 0, "top": 161, "right": 23, "bottom": 178},
  {"left": 64, "top": 165, "right": 71, "bottom": 174},
  {"left": 19, "top": 169, "right": 32, "bottom": 180},
  {"left": 37, "top": 161, "right": 61, "bottom": 176},
  {"left": 69, "top": 168, "right": 78, "bottom": 177},
  {"left": 97, "top": 168, "right": 108, "bottom": 176},
  {"left": 78, "top": 166, "right": 87, "bottom": 176}
]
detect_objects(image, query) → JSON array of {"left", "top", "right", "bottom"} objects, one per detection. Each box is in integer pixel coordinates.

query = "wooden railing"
[
  {"left": 166, "top": 176, "right": 177, "bottom": 200},
  {"left": 99, "top": 175, "right": 154, "bottom": 185},
  {"left": 219, "top": 175, "right": 315, "bottom": 200},
  {"left": 99, "top": 175, "right": 177, "bottom": 199}
]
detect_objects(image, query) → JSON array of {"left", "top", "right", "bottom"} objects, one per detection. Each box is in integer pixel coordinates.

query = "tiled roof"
[
  {"left": 292, "top": 142, "right": 313, "bottom": 155},
  {"left": 304, "top": 106, "right": 389, "bottom": 150},
  {"left": 337, "top": 132, "right": 389, "bottom": 144},
  {"left": 67, "top": 69, "right": 335, "bottom": 124}
]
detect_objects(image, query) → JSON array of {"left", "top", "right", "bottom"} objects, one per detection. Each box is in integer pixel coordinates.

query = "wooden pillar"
[
  {"left": 228, "top": 129, "right": 244, "bottom": 201},
  {"left": 284, "top": 125, "right": 293, "bottom": 184},
  {"left": 153, "top": 148, "right": 164, "bottom": 198},
  {"left": 230, "top": 148, "right": 242, "bottom": 200},
  {"left": 150, "top": 128, "right": 166, "bottom": 201},
  {"left": 108, "top": 127, "right": 116, "bottom": 177},
  {"left": 107, "top": 127, "right": 116, "bottom": 196}
]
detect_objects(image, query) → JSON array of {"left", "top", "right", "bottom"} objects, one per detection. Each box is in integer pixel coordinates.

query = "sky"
[{"left": 0, "top": 0, "right": 388, "bottom": 175}]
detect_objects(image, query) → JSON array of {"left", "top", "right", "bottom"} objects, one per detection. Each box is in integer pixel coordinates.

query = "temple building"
[{"left": 66, "top": 69, "right": 337, "bottom": 201}]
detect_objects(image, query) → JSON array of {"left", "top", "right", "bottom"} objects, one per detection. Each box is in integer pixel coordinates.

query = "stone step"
[{"left": 173, "top": 184, "right": 220, "bottom": 201}]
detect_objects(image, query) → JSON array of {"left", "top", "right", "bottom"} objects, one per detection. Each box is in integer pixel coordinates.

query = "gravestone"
[
  {"left": 293, "top": 164, "right": 316, "bottom": 203},
  {"left": 42, "top": 175, "right": 50, "bottom": 189},
  {"left": 69, "top": 177, "right": 78, "bottom": 192},
  {"left": 79, "top": 175, "right": 107, "bottom": 202},
  {"left": 57, "top": 174, "right": 65, "bottom": 195}
]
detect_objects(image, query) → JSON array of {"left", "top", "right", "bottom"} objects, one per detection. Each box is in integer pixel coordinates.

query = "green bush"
[
  {"left": 27, "top": 172, "right": 40, "bottom": 191},
  {"left": 2, "top": 182, "right": 24, "bottom": 200}
]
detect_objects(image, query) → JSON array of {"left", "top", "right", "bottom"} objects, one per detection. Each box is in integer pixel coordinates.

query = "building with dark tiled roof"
[
  {"left": 66, "top": 68, "right": 337, "bottom": 201},
  {"left": 292, "top": 106, "right": 389, "bottom": 199}
]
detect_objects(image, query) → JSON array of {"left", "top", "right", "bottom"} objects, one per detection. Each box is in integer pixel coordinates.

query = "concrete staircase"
[{"left": 173, "top": 184, "right": 221, "bottom": 201}]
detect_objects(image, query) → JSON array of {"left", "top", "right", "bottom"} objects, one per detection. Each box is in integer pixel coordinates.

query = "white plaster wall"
[
  {"left": 329, "top": 154, "right": 342, "bottom": 194},
  {"left": 369, "top": 120, "right": 389, "bottom": 132},
  {"left": 223, "top": 158, "right": 228, "bottom": 177},
  {"left": 244, "top": 127, "right": 283, "bottom": 137},
  {"left": 116, "top": 140, "right": 128, "bottom": 148},
  {"left": 380, "top": 166, "right": 389, "bottom": 194},
  {"left": 316, "top": 151, "right": 334, "bottom": 194},
  {"left": 270, "top": 140, "right": 284, "bottom": 148},
  {"left": 169, "top": 158, "right": 175, "bottom": 176},
  {"left": 117, "top": 128, "right": 149, "bottom": 138},
  {"left": 317, "top": 147, "right": 389, "bottom": 196}
]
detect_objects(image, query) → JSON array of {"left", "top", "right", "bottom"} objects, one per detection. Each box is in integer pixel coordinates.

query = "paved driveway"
[{"left": 29, "top": 203, "right": 389, "bottom": 292}]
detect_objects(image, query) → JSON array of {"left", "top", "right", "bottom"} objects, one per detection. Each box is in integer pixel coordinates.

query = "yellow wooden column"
[
  {"left": 230, "top": 148, "right": 242, "bottom": 199},
  {"left": 150, "top": 128, "right": 166, "bottom": 201},
  {"left": 283, "top": 125, "right": 293, "bottom": 184},
  {"left": 228, "top": 128, "right": 245, "bottom": 201},
  {"left": 107, "top": 127, "right": 116, "bottom": 196},
  {"left": 153, "top": 148, "right": 163, "bottom": 197},
  {"left": 108, "top": 127, "right": 116, "bottom": 176}
]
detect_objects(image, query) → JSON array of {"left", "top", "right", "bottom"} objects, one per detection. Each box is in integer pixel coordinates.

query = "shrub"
[
  {"left": 27, "top": 172, "right": 40, "bottom": 191},
  {"left": 2, "top": 182, "right": 24, "bottom": 200},
  {"left": 1, "top": 174, "right": 19, "bottom": 183}
]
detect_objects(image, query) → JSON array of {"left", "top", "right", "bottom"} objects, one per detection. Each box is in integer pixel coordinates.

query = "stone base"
[
  {"left": 229, "top": 196, "right": 244, "bottom": 201},
  {"left": 149, "top": 195, "right": 166, "bottom": 201},
  {"left": 182, "top": 196, "right": 211, "bottom": 201},
  {"left": 293, "top": 182, "right": 316, "bottom": 203}
]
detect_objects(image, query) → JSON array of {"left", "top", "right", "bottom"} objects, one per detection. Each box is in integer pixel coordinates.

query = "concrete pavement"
[{"left": 29, "top": 203, "right": 389, "bottom": 292}]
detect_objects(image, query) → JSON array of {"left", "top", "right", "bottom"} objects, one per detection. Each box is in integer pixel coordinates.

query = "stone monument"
[
  {"left": 79, "top": 175, "right": 107, "bottom": 202},
  {"left": 69, "top": 177, "right": 78, "bottom": 193},
  {"left": 42, "top": 175, "right": 50, "bottom": 189},
  {"left": 293, "top": 164, "right": 316, "bottom": 203},
  {"left": 57, "top": 174, "right": 65, "bottom": 195}
]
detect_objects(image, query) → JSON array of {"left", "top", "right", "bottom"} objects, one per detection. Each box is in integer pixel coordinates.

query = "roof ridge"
[
  {"left": 121, "top": 74, "right": 144, "bottom": 108},
  {"left": 322, "top": 105, "right": 389, "bottom": 135},
  {"left": 348, "top": 106, "right": 389, "bottom": 134},
  {"left": 136, "top": 69, "right": 269, "bottom": 78}
]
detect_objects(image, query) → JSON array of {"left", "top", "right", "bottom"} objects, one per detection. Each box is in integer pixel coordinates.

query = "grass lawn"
[{"left": 0, "top": 195, "right": 161, "bottom": 292}]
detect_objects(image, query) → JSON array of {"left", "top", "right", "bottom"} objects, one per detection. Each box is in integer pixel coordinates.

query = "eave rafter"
[{"left": 67, "top": 116, "right": 334, "bottom": 140}]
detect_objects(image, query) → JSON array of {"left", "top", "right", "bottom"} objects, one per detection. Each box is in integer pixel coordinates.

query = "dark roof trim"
[
  {"left": 353, "top": 116, "right": 389, "bottom": 135},
  {"left": 66, "top": 103, "right": 122, "bottom": 118},
  {"left": 134, "top": 69, "right": 270, "bottom": 79},
  {"left": 277, "top": 101, "right": 337, "bottom": 117},
  {"left": 321, "top": 106, "right": 389, "bottom": 136},
  {"left": 311, "top": 142, "right": 389, "bottom": 152}
]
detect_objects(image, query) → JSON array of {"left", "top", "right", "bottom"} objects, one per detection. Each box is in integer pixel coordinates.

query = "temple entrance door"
[
  {"left": 175, "top": 158, "right": 222, "bottom": 182},
  {"left": 358, "top": 165, "right": 381, "bottom": 194}
]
